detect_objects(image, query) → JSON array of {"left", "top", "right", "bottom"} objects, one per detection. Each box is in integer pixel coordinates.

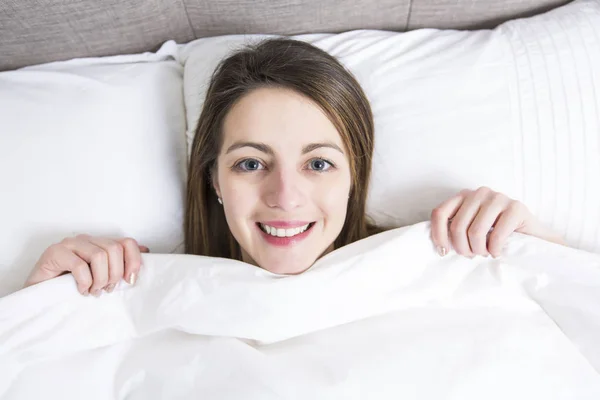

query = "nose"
[{"left": 263, "top": 165, "right": 307, "bottom": 211}]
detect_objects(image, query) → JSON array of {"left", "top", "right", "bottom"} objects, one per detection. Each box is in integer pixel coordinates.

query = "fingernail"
[
  {"left": 105, "top": 284, "right": 115, "bottom": 293},
  {"left": 129, "top": 272, "right": 137, "bottom": 285},
  {"left": 92, "top": 289, "right": 101, "bottom": 297},
  {"left": 82, "top": 290, "right": 89, "bottom": 296},
  {"left": 437, "top": 246, "right": 447, "bottom": 257}
]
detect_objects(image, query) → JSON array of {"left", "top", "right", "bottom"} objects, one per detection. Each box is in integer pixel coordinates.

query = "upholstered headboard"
[{"left": 0, "top": 0, "right": 570, "bottom": 71}]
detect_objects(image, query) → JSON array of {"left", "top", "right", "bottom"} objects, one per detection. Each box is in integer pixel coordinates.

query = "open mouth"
[{"left": 257, "top": 222, "right": 316, "bottom": 238}]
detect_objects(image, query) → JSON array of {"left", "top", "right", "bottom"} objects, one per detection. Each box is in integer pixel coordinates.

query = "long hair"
[{"left": 185, "top": 38, "right": 382, "bottom": 259}]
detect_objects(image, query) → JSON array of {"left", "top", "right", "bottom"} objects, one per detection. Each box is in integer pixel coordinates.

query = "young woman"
[{"left": 23, "top": 39, "right": 566, "bottom": 297}]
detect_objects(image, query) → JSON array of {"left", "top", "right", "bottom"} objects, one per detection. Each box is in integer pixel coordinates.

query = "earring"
[{"left": 217, "top": 197, "right": 223, "bottom": 205}]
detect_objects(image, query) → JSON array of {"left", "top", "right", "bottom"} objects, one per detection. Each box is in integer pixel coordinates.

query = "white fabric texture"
[
  {"left": 0, "top": 41, "right": 187, "bottom": 297},
  {"left": 181, "top": 0, "right": 600, "bottom": 254},
  {"left": 1, "top": 222, "right": 600, "bottom": 399}
]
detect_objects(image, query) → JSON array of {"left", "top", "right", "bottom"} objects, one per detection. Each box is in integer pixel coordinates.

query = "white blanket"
[{"left": 1, "top": 222, "right": 600, "bottom": 399}]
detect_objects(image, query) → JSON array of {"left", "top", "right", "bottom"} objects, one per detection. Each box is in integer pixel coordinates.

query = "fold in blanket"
[{"left": 1, "top": 222, "right": 600, "bottom": 399}]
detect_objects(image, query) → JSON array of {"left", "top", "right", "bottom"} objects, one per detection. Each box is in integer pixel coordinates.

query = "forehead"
[{"left": 221, "top": 87, "right": 343, "bottom": 150}]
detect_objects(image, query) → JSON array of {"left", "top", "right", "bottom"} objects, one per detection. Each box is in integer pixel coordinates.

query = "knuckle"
[
  {"left": 60, "top": 237, "right": 76, "bottom": 247},
  {"left": 508, "top": 200, "right": 525, "bottom": 213},
  {"left": 120, "top": 237, "right": 138, "bottom": 249},
  {"left": 474, "top": 186, "right": 492, "bottom": 199},
  {"left": 467, "top": 224, "right": 486, "bottom": 239},
  {"left": 71, "top": 260, "right": 89, "bottom": 273},
  {"left": 45, "top": 243, "right": 63, "bottom": 258},
  {"left": 430, "top": 207, "right": 445, "bottom": 220},
  {"left": 75, "top": 233, "right": 90, "bottom": 241},
  {"left": 35, "top": 259, "right": 54, "bottom": 274},
  {"left": 106, "top": 242, "right": 124, "bottom": 257},
  {"left": 449, "top": 221, "right": 465, "bottom": 236},
  {"left": 493, "top": 192, "right": 507, "bottom": 202},
  {"left": 77, "top": 275, "right": 93, "bottom": 289},
  {"left": 90, "top": 250, "right": 108, "bottom": 265}
]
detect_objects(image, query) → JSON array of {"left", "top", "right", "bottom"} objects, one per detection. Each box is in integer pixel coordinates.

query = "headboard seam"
[
  {"left": 179, "top": 0, "right": 197, "bottom": 39},
  {"left": 405, "top": 0, "right": 414, "bottom": 30}
]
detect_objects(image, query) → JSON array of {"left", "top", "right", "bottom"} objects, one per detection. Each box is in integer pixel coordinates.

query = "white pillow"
[
  {"left": 0, "top": 42, "right": 187, "bottom": 297},
  {"left": 180, "top": 0, "right": 600, "bottom": 254}
]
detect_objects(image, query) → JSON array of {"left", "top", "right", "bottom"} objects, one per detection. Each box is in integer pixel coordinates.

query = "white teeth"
[{"left": 260, "top": 223, "right": 311, "bottom": 237}]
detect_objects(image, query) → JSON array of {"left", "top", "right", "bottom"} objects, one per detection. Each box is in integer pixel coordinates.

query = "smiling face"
[{"left": 212, "top": 87, "right": 352, "bottom": 274}]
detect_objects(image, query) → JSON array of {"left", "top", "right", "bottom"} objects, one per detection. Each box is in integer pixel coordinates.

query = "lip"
[{"left": 256, "top": 222, "right": 315, "bottom": 247}]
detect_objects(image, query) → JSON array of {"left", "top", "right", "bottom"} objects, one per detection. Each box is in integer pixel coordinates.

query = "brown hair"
[{"left": 185, "top": 38, "right": 382, "bottom": 259}]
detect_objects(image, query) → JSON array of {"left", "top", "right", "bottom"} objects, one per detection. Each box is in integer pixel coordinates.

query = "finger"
[
  {"left": 487, "top": 205, "right": 524, "bottom": 258},
  {"left": 449, "top": 199, "right": 484, "bottom": 258},
  {"left": 139, "top": 245, "right": 150, "bottom": 253},
  {"left": 119, "top": 238, "right": 143, "bottom": 285},
  {"left": 467, "top": 194, "right": 509, "bottom": 256},
  {"left": 430, "top": 193, "right": 465, "bottom": 256},
  {"left": 89, "top": 237, "right": 124, "bottom": 293},
  {"left": 450, "top": 187, "right": 497, "bottom": 257},
  {"left": 63, "top": 236, "right": 110, "bottom": 297},
  {"left": 25, "top": 244, "right": 93, "bottom": 296}
]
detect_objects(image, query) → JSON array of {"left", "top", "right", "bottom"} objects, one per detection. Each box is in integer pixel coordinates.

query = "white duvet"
[{"left": 1, "top": 222, "right": 600, "bottom": 399}]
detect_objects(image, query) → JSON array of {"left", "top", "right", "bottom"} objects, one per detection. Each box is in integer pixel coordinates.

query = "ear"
[{"left": 211, "top": 166, "right": 221, "bottom": 198}]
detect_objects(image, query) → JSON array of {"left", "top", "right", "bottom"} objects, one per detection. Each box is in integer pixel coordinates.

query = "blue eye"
[
  {"left": 236, "top": 158, "right": 264, "bottom": 172},
  {"left": 308, "top": 158, "right": 333, "bottom": 171}
]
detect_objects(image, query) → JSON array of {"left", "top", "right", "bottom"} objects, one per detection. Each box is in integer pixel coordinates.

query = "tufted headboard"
[{"left": 0, "top": 0, "right": 570, "bottom": 71}]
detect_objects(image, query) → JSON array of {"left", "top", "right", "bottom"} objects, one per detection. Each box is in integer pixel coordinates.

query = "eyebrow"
[
  {"left": 225, "top": 141, "right": 345, "bottom": 155},
  {"left": 225, "top": 141, "right": 273, "bottom": 155},
  {"left": 302, "top": 142, "right": 344, "bottom": 155}
]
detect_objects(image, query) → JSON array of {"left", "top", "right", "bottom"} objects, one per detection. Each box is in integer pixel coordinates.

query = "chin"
[{"left": 261, "top": 259, "right": 314, "bottom": 275}]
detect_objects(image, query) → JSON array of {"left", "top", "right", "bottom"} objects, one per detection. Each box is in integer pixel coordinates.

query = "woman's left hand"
[{"left": 430, "top": 186, "right": 566, "bottom": 258}]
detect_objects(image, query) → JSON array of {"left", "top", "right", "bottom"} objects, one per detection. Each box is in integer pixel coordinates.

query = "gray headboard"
[{"left": 0, "top": 0, "right": 570, "bottom": 71}]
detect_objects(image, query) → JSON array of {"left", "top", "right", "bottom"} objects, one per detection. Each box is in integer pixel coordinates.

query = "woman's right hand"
[{"left": 23, "top": 235, "right": 149, "bottom": 297}]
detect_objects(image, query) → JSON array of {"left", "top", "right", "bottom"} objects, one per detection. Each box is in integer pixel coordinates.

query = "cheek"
[
  {"left": 317, "top": 172, "right": 352, "bottom": 221},
  {"left": 219, "top": 172, "right": 261, "bottom": 220}
]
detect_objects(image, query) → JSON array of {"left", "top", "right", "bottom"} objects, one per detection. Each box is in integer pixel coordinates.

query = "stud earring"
[{"left": 217, "top": 197, "right": 223, "bottom": 205}]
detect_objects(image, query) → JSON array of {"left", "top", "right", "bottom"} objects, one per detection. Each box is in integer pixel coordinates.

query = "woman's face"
[{"left": 213, "top": 87, "right": 352, "bottom": 274}]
